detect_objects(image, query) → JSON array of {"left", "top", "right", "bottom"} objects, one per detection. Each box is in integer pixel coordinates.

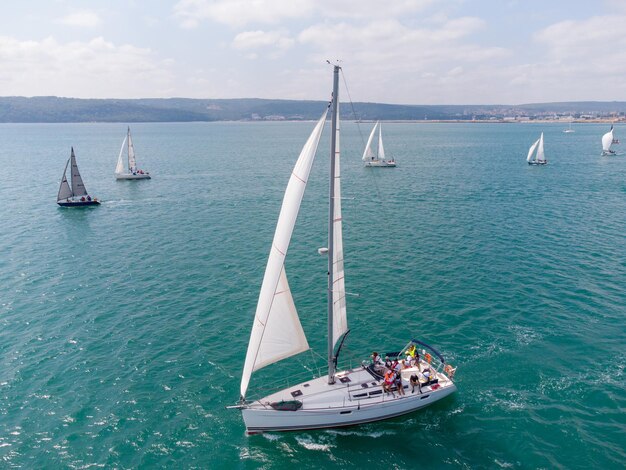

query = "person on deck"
[
  {"left": 371, "top": 352, "right": 385, "bottom": 374},
  {"left": 410, "top": 373, "right": 421, "bottom": 394},
  {"left": 383, "top": 370, "right": 395, "bottom": 396}
]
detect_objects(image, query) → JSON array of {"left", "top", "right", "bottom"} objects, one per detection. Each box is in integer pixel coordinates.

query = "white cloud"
[
  {"left": 173, "top": 0, "right": 313, "bottom": 28},
  {"left": 527, "top": 15, "right": 626, "bottom": 100},
  {"left": 232, "top": 30, "right": 294, "bottom": 51},
  {"left": 0, "top": 36, "right": 175, "bottom": 98},
  {"left": 173, "top": 0, "right": 434, "bottom": 28},
  {"left": 57, "top": 11, "right": 101, "bottom": 28}
]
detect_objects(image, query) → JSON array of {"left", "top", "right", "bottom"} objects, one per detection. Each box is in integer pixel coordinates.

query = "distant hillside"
[{"left": 1, "top": 96, "right": 625, "bottom": 122}]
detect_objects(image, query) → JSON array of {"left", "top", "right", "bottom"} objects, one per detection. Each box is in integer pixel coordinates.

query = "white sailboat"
[
  {"left": 115, "top": 127, "right": 151, "bottom": 179},
  {"left": 363, "top": 121, "right": 396, "bottom": 167},
  {"left": 57, "top": 147, "right": 100, "bottom": 206},
  {"left": 527, "top": 133, "right": 547, "bottom": 165},
  {"left": 231, "top": 66, "right": 456, "bottom": 434},
  {"left": 601, "top": 125, "right": 617, "bottom": 156},
  {"left": 563, "top": 119, "right": 574, "bottom": 133}
]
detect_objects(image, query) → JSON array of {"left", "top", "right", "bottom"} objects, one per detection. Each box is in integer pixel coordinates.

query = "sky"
[{"left": 1, "top": 0, "right": 626, "bottom": 104}]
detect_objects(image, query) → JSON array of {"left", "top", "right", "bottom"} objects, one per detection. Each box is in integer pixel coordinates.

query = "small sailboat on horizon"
[
  {"left": 57, "top": 147, "right": 100, "bottom": 206},
  {"left": 527, "top": 133, "right": 547, "bottom": 165},
  {"left": 601, "top": 125, "right": 618, "bottom": 156},
  {"left": 115, "top": 127, "right": 151, "bottom": 179},
  {"left": 363, "top": 121, "right": 396, "bottom": 167},
  {"left": 229, "top": 66, "right": 456, "bottom": 434},
  {"left": 563, "top": 119, "right": 574, "bottom": 133}
]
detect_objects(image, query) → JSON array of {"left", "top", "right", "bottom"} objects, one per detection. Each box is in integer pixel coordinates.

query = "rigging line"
[
  {"left": 338, "top": 67, "right": 397, "bottom": 285},
  {"left": 340, "top": 68, "right": 366, "bottom": 149}
]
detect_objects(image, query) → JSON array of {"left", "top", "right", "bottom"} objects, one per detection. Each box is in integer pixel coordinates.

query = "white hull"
[
  {"left": 241, "top": 364, "right": 455, "bottom": 433},
  {"left": 115, "top": 173, "right": 151, "bottom": 180},
  {"left": 365, "top": 160, "right": 396, "bottom": 167}
]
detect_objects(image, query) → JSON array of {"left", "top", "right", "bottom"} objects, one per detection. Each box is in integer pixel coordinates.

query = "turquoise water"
[{"left": 0, "top": 121, "right": 624, "bottom": 468}]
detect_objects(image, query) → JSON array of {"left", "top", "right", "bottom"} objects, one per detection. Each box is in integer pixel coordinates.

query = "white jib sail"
[
  {"left": 602, "top": 127, "right": 613, "bottom": 152},
  {"left": 536, "top": 133, "right": 545, "bottom": 161},
  {"left": 115, "top": 135, "right": 127, "bottom": 174},
  {"left": 527, "top": 138, "right": 539, "bottom": 162},
  {"left": 332, "top": 101, "right": 348, "bottom": 351},
  {"left": 377, "top": 122, "right": 385, "bottom": 161},
  {"left": 127, "top": 128, "right": 137, "bottom": 172},
  {"left": 70, "top": 148, "right": 88, "bottom": 196},
  {"left": 362, "top": 122, "right": 379, "bottom": 161},
  {"left": 240, "top": 110, "right": 328, "bottom": 399},
  {"left": 57, "top": 158, "right": 72, "bottom": 201}
]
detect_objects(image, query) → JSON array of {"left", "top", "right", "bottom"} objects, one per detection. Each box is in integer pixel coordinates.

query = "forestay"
[{"left": 240, "top": 110, "right": 329, "bottom": 399}]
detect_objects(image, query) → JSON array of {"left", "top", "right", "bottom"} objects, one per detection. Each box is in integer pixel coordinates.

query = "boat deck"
[{"left": 249, "top": 360, "right": 453, "bottom": 411}]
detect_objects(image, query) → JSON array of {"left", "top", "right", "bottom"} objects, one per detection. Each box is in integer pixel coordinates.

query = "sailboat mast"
[{"left": 327, "top": 65, "right": 340, "bottom": 384}]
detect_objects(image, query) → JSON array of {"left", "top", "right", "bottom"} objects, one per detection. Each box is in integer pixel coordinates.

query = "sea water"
[{"left": 0, "top": 121, "right": 624, "bottom": 468}]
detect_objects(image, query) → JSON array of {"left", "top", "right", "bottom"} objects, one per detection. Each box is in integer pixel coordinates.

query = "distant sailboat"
[
  {"left": 57, "top": 148, "right": 100, "bottom": 206},
  {"left": 563, "top": 119, "right": 574, "bottom": 133},
  {"left": 601, "top": 125, "right": 617, "bottom": 156},
  {"left": 362, "top": 121, "right": 396, "bottom": 167},
  {"left": 115, "top": 127, "right": 151, "bottom": 179},
  {"left": 527, "top": 133, "right": 547, "bottom": 165}
]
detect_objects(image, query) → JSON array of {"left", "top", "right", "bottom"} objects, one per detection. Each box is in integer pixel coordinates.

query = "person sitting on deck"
[
  {"left": 410, "top": 373, "right": 421, "bottom": 394},
  {"left": 383, "top": 370, "right": 395, "bottom": 396},
  {"left": 406, "top": 344, "right": 417, "bottom": 358},
  {"left": 371, "top": 352, "right": 385, "bottom": 374},
  {"left": 393, "top": 367, "right": 405, "bottom": 395},
  {"left": 422, "top": 368, "right": 432, "bottom": 384},
  {"left": 384, "top": 356, "right": 393, "bottom": 370},
  {"left": 403, "top": 357, "right": 412, "bottom": 369}
]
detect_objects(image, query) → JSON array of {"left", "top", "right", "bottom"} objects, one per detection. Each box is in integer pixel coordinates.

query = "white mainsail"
[
  {"left": 115, "top": 135, "right": 127, "bottom": 175},
  {"left": 526, "top": 138, "right": 540, "bottom": 162},
  {"left": 331, "top": 101, "right": 348, "bottom": 350},
  {"left": 362, "top": 122, "right": 379, "bottom": 161},
  {"left": 536, "top": 133, "right": 545, "bottom": 162},
  {"left": 57, "top": 158, "right": 72, "bottom": 201},
  {"left": 240, "top": 110, "right": 328, "bottom": 399},
  {"left": 70, "top": 147, "right": 88, "bottom": 196},
  {"left": 602, "top": 126, "right": 614, "bottom": 152},
  {"left": 377, "top": 122, "right": 385, "bottom": 161},
  {"left": 127, "top": 128, "right": 137, "bottom": 172}
]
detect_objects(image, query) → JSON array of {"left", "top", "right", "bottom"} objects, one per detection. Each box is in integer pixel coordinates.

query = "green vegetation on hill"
[{"left": 1, "top": 96, "right": 626, "bottom": 122}]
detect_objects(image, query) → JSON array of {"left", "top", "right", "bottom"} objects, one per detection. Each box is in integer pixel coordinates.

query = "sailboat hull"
[
  {"left": 243, "top": 383, "right": 455, "bottom": 433},
  {"left": 57, "top": 200, "right": 100, "bottom": 207},
  {"left": 527, "top": 161, "right": 547, "bottom": 165},
  {"left": 365, "top": 160, "right": 396, "bottom": 167},
  {"left": 115, "top": 173, "right": 151, "bottom": 180},
  {"left": 241, "top": 366, "right": 456, "bottom": 433}
]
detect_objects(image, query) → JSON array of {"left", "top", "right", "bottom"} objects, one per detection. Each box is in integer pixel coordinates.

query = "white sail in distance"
[
  {"left": 527, "top": 139, "right": 540, "bottom": 162},
  {"left": 127, "top": 128, "right": 137, "bottom": 171},
  {"left": 362, "top": 122, "right": 379, "bottom": 161},
  {"left": 115, "top": 135, "right": 127, "bottom": 174},
  {"left": 70, "top": 148, "right": 88, "bottom": 196},
  {"left": 240, "top": 110, "right": 328, "bottom": 400},
  {"left": 377, "top": 122, "right": 385, "bottom": 161},
  {"left": 536, "top": 133, "right": 545, "bottom": 162},
  {"left": 57, "top": 158, "right": 72, "bottom": 201},
  {"left": 602, "top": 126, "right": 614, "bottom": 152}
]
